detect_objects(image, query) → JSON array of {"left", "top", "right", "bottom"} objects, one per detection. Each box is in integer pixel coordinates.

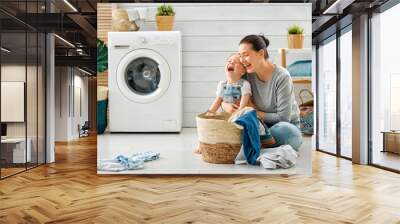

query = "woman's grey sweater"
[{"left": 245, "top": 65, "right": 300, "bottom": 126}]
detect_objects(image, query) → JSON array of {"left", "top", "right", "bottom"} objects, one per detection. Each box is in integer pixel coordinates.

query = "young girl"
[
  {"left": 207, "top": 54, "right": 252, "bottom": 115},
  {"left": 195, "top": 54, "right": 275, "bottom": 154}
]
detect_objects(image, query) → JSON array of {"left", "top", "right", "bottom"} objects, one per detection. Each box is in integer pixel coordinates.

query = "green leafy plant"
[
  {"left": 156, "top": 4, "right": 175, "bottom": 16},
  {"left": 97, "top": 38, "right": 108, "bottom": 73},
  {"left": 288, "top": 24, "right": 304, "bottom": 35}
]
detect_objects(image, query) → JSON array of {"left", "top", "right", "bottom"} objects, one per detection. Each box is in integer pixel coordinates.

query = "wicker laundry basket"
[{"left": 196, "top": 112, "right": 243, "bottom": 164}]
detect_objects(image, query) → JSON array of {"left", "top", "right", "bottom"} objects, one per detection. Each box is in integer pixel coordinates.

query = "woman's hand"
[
  {"left": 247, "top": 98, "right": 264, "bottom": 119},
  {"left": 256, "top": 110, "right": 265, "bottom": 120},
  {"left": 221, "top": 102, "right": 238, "bottom": 113}
]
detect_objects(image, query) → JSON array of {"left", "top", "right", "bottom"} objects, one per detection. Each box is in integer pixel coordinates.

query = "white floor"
[{"left": 97, "top": 128, "right": 312, "bottom": 175}]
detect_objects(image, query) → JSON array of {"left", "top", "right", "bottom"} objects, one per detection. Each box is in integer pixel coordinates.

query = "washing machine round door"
[{"left": 116, "top": 48, "right": 171, "bottom": 103}]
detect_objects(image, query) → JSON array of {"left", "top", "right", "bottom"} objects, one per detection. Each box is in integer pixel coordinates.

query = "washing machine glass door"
[{"left": 116, "top": 48, "right": 171, "bottom": 103}]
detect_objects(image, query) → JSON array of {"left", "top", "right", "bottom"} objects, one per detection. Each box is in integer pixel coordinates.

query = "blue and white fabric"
[
  {"left": 98, "top": 151, "right": 160, "bottom": 172},
  {"left": 131, "top": 151, "right": 160, "bottom": 162}
]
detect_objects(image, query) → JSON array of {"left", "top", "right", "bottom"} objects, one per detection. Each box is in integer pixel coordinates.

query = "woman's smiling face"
[{"left": 238, "top": 43, "right": 264, "bottom": 73}]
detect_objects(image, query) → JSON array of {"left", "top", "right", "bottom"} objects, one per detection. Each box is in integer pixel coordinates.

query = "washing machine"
[{"left": 108, "top": 31, "right": 182, "bottom": 132}]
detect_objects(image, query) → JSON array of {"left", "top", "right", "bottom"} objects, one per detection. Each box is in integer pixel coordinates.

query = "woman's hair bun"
[
  {"left": 258, "top": 34, "right": 270, "bottom": 48},
  {"left": 239, "top": 34, "right": 270, "bottom": 59}
]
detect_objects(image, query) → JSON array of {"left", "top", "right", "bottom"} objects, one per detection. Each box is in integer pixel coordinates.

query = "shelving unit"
[{"left": 278, "top": 48, "right": 312, "bottom": 84}]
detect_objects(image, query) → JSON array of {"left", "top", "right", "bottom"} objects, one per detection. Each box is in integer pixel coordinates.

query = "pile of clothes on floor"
[
  {"left": 98, "top": 151, "right": 160, "bottom": 172},
  {"left": 229, "top": 107, "right": 300, "bottom": 170}
]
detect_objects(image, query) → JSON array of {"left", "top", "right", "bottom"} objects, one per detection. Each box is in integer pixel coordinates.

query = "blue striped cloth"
[
  {"left": 98, "top": 151, "right": 160, "bottom": 172},
  {"left": 131, "top": 151, "right": 160, "bottom": 162}
]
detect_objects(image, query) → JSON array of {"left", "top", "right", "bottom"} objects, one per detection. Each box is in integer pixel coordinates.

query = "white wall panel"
[
  {"left": 182, "top": 51, "right": 287, "bottom": 67},
  {"left": 183, "top": 82, "right": 217, "bottom": 98},
  {"left": 117, "top": 3, "right": 312, "bottom": 127},
  {"left": 139, "top": 21, "right": 311, "bottom": 36},
  {"left": 119, "top": 3, "right": 311, "bottom": 21},
  {"left": 182, "top": 67, "right": 225, "bottom": 82},
  {"left": 183, "top": 112, "right": 198, "bottom": 128},
  {"left": 182, "top": 36, "right": 312, "bottom": 52},
  {"left": 183, "top": 97, "right": 215, "bottom": 113}
]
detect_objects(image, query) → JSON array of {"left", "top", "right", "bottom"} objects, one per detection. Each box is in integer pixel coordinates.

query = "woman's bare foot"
[{"left": 194, "top": 146, "right": 202, "bottom": 154}]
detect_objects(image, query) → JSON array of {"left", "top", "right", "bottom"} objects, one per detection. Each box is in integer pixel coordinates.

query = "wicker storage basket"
[{"left": 196, "top": 112, "right": 243, "bottom": 164}]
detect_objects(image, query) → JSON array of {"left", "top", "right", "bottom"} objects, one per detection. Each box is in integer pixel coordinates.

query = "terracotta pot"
[
  {"left": 156, "top": 16, "right": 175, "bottom": 31},
  {"left": 288, "top": 34, "right": 304, "bottom": 49}
]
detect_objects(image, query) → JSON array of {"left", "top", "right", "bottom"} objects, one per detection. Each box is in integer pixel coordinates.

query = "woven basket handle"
[{"left": 299, "top": 89, "right": 314, "bottom": 105}]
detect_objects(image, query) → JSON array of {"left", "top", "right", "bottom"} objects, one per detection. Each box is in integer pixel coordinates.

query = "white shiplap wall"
[{"left": 118, "top": 3, "right": 312, "bottom": 127}]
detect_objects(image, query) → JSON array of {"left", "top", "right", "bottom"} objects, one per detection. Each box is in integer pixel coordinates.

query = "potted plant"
[
  {"left": 97, "top": 38, "right": 108, "bottom": 134},
  {"left": 97, "top": 38, "right": 108, "bottom": 73},
  {"left": 287, "top": 24, "right": 304, "bottom": 49},
  {"left": 155, "top": 4, "right": 175, "bottom": 31}
]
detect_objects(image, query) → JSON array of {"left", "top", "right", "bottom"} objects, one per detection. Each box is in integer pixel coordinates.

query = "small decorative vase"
[
  {"left": 288, "top": 34, "right": 304, "bottom": 49},
  {"left": 156, "top": 16, "right": 175, "bottom": 31}
]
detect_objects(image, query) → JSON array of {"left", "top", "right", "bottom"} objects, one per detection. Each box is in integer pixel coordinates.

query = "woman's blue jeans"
[{"left": 269, "top": 122, "right": 302, "bottom": 151}]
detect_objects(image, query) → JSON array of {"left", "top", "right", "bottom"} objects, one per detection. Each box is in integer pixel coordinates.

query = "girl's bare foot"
[
  {"left": 261, "top": 138, "right": 276, "bottom": 148},
  {"left": 194, "top": 146, "right": 202, "bottom": 154}
]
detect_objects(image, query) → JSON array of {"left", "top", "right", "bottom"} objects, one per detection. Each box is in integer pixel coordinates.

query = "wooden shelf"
[
  {"left": 292, "top": 79, "right": 312, "bottom": 84},
  {"left": 275, "top": 48, "right": 312, "bottom": 54},
  {"left": 279, "top": 48, "right": 312, "bottom": 68}
]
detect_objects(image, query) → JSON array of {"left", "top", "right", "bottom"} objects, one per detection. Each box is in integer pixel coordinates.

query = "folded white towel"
[{"left": 126, "top": 8, "right": 148, "bottom": 21}]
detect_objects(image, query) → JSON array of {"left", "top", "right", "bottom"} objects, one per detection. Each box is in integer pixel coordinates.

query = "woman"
[{"left": 223, "top": 34, "right": 302, "bottom": 150}]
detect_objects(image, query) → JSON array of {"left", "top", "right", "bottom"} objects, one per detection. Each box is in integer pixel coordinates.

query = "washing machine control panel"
[
  {"left": 136, "top": 36, "right": 175, "bottom": 46},
  {"left": 138, "top": 37, "right": 147, "bottom": 44}
]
